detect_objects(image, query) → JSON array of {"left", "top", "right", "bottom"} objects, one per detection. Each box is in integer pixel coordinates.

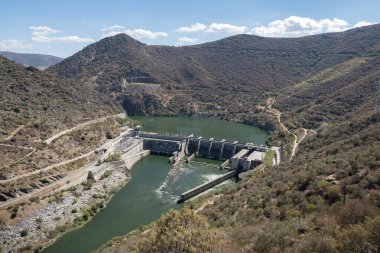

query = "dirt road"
[
  {"left": 43, "top": 113, "right": 126, "bottom": 145},
  {"left": 259, "top": 98, "right": 313, "bottom": 160}
]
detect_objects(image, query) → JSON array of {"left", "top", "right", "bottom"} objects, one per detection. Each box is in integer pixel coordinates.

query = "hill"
[
  {"left": 0, "top": 51, "right": 63, "bottom": 69},
  {"left": 0, "top": 56, "right": 129, "bottom": 223},
  {"left": 0, "top": 56, "right": 121, "bottom": 139},
  {"left": 90, "top": 27, "right": 380, "bottom": 253},
  {"left": 49, "top": 24, "right": 380, "bottom": 119}
]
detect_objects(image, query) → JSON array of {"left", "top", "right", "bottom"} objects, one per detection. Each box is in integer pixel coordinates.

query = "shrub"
[
  {"left": 100, "top": 170, "right": 112, "bottom": 180},
  {"left": 29, "top": 196, "right": 40, "bottom": 203},
  {"left": 82, "top": 179, "right": 94, "bottom": 190},
  {"left": 293, "top": 234, "right": 337, "bottom": 253},
  {"left": 20, "top": 229, "right": 28, "bottom": 237},
  {"left": 132, "top": 209, "right": 219, "bottom": 252},
  {"left": 10, "top": 212, "right": 17, "bottom": 219},
  {"left": 324, "top": 185, "right": 341, "bottom": 204},
  {"left": 104, "top": 151, "right": 121, "bottom": 162}
]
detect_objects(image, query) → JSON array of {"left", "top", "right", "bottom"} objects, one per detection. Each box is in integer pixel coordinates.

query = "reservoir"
[{"left": 43, "top": 117, "right": 268, "bottom": 253}]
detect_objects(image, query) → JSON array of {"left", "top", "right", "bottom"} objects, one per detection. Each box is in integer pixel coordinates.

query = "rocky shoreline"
[{"left": 0, "top": 164, "right": 131, "bottom": 253}]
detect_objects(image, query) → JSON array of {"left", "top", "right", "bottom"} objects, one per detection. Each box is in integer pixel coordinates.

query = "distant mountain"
[
  {"left": 0, "top": 51, "right": 63, "bottom": 69},
  {"left": 49, "top": 24, "right": 380, "bottom": 118}
]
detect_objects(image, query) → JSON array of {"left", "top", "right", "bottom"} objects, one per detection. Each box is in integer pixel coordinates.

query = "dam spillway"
[{"left": 133, "top": 130, "right": 280, "bottom": 202}]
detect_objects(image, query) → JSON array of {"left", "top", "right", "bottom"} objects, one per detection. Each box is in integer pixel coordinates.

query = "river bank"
[
  {"left": 0, "top": 116, "right": 270, "bottom": 253},
  {"left": 0, "top": 162, "right": 131, "bottom": 252},
  {"left": 0, "top": 135, "right": 148, "bottom": 253}
]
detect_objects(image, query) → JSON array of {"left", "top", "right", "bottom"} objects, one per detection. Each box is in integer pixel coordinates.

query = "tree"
[{"left": 133, "top": 208, "right": 219, "bottom": 253}]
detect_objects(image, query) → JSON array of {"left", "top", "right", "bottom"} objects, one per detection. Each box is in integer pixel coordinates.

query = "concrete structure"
[
  {"left": 231, "top": 149, "right": 250, "bottom": 170},
  {"left": 242, "top": 151, "right": 266, "bottom": 171},
  {"left": 143, "top": 138, "right": 182, "bottom": 155},
  {"left": 177, "top": 170, "right": 237, "bottom": 203},
  {"left": 126, "top": 130, "right": 279, "bottom": 203}
]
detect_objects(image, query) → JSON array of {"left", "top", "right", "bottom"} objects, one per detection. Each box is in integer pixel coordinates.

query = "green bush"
[
  {"left": 82, "top": 179, "right": 94, "bottom": 190},
  {"left": 29, "top": 196, "right": 40, "bottom": 203},
  {"left": 20, "top": 229, "right": 28, "bottom": 237}
]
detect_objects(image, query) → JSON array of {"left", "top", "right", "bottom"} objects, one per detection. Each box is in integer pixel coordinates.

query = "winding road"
[
  {"left": 0, "top": 124, "right": 25, "bottom": 142},
  {"left": 259, "top": 98, "right": 314, "bottom": 161},
  {"left": 43, "top": 113, "right": 126, "bottom": 145}
]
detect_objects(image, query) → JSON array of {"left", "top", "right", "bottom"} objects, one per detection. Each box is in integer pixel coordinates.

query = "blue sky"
[{"left": 1, "top": 0, "right": 379, "bottom": 57}]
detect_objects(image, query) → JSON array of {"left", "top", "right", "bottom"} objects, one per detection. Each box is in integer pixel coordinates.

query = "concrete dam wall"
[
  {"left": 143, "top": 138, "right": 182, "bottom": 155},
  {"left": 186, "top": 138, "right": 248, "bottom": 160}
]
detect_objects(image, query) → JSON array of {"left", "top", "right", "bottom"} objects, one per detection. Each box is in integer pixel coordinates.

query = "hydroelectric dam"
[{"left": 112, "top": 129, "right": 280, "bottom": 203}]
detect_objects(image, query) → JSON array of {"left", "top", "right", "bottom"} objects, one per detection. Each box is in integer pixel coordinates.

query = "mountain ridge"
[
  {"left": 0, "top": 51, "right": 63, "bottom": 69},
  {"left": 49, "top": 24, "right": 380, "bottom": 118}
]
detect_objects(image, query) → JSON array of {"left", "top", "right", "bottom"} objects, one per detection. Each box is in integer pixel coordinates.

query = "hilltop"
[{"left": 49, "top": 24, "right": 380, "bottom": 120}]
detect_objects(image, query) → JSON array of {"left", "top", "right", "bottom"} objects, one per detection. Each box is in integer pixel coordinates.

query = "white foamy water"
[{"left": 155, "top": 162, "right": 231, "bottom": 203}]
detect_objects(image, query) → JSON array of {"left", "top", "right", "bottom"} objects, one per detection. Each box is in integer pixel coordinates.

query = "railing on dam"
[{"left": 136, "top": 132, "right": 187, "bottom": 142}]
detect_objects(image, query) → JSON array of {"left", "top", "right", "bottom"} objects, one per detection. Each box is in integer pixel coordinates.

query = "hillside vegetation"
[
  {"left": 0, "top": 56, "right": 121, "bottom": 142},
  {"left": 91, "top": 26, "right": 380, "bottom": 253},
  {"left": 0, "top": 56, "right": 124, "bottom": 205},
  {"left": 50, "top": 24, "right": 380, "bottom": 123}
]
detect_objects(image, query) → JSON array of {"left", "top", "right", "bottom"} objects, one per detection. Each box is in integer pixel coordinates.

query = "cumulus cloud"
[
  {"left": 207, "top": 23, "right": 248, "bottom": 34},
  {"left": 354, "top": 21, "right": 373, "bottom": 28},
  {"left": 177, "top": 23, "right": 207, "bottom": 33},
  {"left": 177, "top": 37, "right": 199, "bottom": 45},
  {"left": 250, "top": 16, "right": 373, "bottom": 37},
  {"left": 101, "top": 25, "right": 168, "bottom": 39},
  {"left": 0, "top": 39, "right": 31, "bottom": 50},
  {"left": 100, "top": 25, "right": 125, "bottom": 32},
  {"left": 30, "top": 26, "right": 94, "bottom": 43},
  {"left": 177, "top": 22, "right": 247, "bottom": 34}
]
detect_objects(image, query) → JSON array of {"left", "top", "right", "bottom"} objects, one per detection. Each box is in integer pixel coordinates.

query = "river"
[{"left": 43, "top": 117, "right": 268, "bottom": 253}]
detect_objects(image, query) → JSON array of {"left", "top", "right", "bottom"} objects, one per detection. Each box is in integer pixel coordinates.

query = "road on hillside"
[{"left": 259, "top": 98, "right": 314, "bottom": 161}]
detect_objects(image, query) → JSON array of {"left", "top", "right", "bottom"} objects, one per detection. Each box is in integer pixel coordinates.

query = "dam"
[
  {"left": 43, "top": 116, "right": 270, "bottom": 253},
  {"left": 122, "top": 129, "right": 279, "bottom": 203}
]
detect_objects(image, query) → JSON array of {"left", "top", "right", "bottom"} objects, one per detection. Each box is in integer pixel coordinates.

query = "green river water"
[{"left": 43, "top": 117, "right": 268, "bottom": 253}]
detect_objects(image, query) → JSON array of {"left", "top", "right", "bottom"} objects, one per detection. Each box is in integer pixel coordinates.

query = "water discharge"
[{"left": 43, "top": 117, "right": 268, "bottom": 253}]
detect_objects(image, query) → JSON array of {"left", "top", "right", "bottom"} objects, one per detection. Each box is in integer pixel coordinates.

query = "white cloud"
[
  {"left": 207, "top": 23, "right": 248, "bottom": 34},
  {"left": 177, "top": 23, "right": 207, "bottom": 33},
  {"left": 0, "top": 39, "right": 31, "bottom": 50},
  {"left": 177, "top": 22, "right": 247, "bottom": 34},
  {"left": 101, "top": 25, "right": 125, "bottom": 32},
  {"left": 30, "top": 26, "right": 94, "bottom": 43},
  {"left": 124, "top": 29, "right": 167, "bottom": 39},
  {"left": 354, "top": 21, "right": 373, "bottom": 28},
  {"left": 250, "top": 16, "right": 372, "bottom": 37},
  {"left": 319, "top": 18, "right": 349, "bottom": 32},
  {"left": 101, "top": 25, "right": 167, "bottom": 40},
  {"left": 177, "top": 37, "right": 199, "bottom": 45}
]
